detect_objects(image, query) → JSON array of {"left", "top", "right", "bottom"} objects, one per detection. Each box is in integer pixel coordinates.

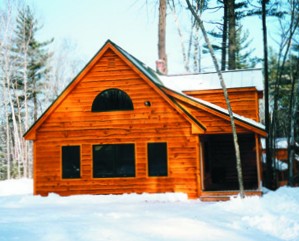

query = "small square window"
[
  {"left": 62, "top": 146, "right": 81, "bottom": 179},
  {"left": 148, "top": 143, "right": 168, "bottom": 177}
]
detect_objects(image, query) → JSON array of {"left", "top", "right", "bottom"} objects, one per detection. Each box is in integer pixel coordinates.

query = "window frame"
[
  {"left": 92, "top": 143, "right": 136, "bottom": 178},
  {"left": 147, "top": 142, "right": 168, "bottom": 177},
  {"left": 61, "top": 145, "right": 81, "bottom": 179},
  {"left": 91, "top": 88, "right": 134, "bottom": 112}
]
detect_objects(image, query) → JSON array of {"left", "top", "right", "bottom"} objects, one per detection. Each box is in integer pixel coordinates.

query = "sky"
[
  {"left": 27, "top": 0, "right": 181, "bottom": 72},
  {"left": 0, "top": 0, "right": 270, "bottom": 74}
]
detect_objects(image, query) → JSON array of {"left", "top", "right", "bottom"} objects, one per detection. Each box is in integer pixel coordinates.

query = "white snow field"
[{"left": 0, "top": 179, "right": 299, "bottom": 241}]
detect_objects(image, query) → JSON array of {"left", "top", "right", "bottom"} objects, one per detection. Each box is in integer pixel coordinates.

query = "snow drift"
[{"left": 0, "top": 179, "right": 298, "bottom": 241}]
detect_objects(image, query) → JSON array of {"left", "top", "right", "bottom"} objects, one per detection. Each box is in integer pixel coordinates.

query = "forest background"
[{"left": 0, "top": 0, "right": 298, "bottom": 189}]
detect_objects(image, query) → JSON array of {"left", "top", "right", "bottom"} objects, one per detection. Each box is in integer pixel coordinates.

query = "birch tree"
[
  {"left": 168, "top": 0, "right": 206, "bottom": 73},
  {"left": 186, "top": 0, "right": 245, "bottom": 198},
  {"left": 0, "top": 3, "right": 53, "bottom": 179},
  {"left": 13, "top": 6, "right": 52, "bottom": 177},
  {"left": 0, "top": 0, "right": 19, "bottom": 179}
]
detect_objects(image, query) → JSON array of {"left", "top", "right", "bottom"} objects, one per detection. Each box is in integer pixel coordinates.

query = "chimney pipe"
[{"left": 156, "top": 59, "right": 167, "bottom": 75}]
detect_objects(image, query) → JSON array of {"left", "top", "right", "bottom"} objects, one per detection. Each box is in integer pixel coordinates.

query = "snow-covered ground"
[{"left": 0, "top": 179, "right": 299, "bottom": 241}]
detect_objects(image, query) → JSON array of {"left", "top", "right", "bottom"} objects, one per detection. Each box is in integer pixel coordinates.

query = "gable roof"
[
  {"left": 24, "top": 40, "right": 205, "bottom": 139},
  {"left": 162, "top": 87, "right": 267, "bottom": 136},
  {"left": 24, "top": 40, "right": 266, "bottom": 140}
]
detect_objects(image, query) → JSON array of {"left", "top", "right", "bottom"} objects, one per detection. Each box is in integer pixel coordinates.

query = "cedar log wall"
[
  {"left": 34, "top": 49, "right": 200, "bottom": 198},
  {"left": 184, "top": 88, "right": 260, "bottom": 121},
  {"left": 176, "top": 100, "right": 251, "bottom": 134}
]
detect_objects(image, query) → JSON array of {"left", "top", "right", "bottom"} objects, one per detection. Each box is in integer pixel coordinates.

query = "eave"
[{"left": 162, "top": 87, "right": 267, "bottom": 137}]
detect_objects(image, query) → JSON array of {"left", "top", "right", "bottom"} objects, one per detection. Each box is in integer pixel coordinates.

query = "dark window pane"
[
  {"left": 116, "top": 144, "right": 135, "bottom": 177},
  {"left": 92, "top": 88, "right": 133, "bottom": 112},
  {"left": 93, "top": 144, "right": 135, "bottom": 178},
  {"left": 93, "top": 145, "right": 115, "bottom": 177},
  {"left": 62, "top": 146, "right": 80, "bottom": 179},
  {"left": 148, "top": 143, "right": 168, "bottom": 177}
]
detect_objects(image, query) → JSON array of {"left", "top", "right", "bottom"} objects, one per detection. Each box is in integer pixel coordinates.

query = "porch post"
[{"left": 255, "top": 134, "right": 262, "bottom": 190}]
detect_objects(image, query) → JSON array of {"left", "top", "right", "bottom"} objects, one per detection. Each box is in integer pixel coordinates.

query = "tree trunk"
[
  {"left": 169, "top": 1, "right": 189, "bottom": 72},
  {"left": 221, "top": 0, "right": 228, "bottom": 71},
  {"left": 262, "top": 0, "right": 273, "bottom": 189},
  {"left": 158, "top": 0, "right": 167, "bottom": 74},
  {"left": 193, "top": 22, "right": 201, "bottom": 72},
  {"left": 269, "top": 0, "right": 299, "bottom": 188},
  {"left": 3, "top": 75, "right": 11, "bottom": 179},
  {"left": 186, "top": 0, "right": 245, "bottom": 198},
  {"left": 33, "top": 80, "right": 38, "bottom": 121},
  {"left": 287, "top": 59, "right": 298, "bottom": 186},
  {"left": 227, "top": 0, "right": 236, "bottom": 70}
]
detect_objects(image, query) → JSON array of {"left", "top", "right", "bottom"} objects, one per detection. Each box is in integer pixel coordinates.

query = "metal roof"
[{"left": 159, "top": 69, "right": 264, "bottom": 92}]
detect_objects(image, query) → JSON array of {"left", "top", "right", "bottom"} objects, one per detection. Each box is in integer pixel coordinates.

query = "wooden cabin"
[
  {"left": 261, "top": 138, "right": 299, "bottom": 187},
  {"left": 24, "top": 40, "right": 267, "bottom": 201}
]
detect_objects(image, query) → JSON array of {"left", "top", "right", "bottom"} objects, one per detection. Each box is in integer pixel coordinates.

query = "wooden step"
[
  {"left": 200, "top": 195, "right": 232, "bottom": 202},
  {"left": 200, "top": 190, "right": 262, "bottom": 202}
]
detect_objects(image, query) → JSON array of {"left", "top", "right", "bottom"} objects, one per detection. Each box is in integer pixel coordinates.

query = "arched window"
[{"left": 92, "top": 88, "right": 134, "bottom": 112}]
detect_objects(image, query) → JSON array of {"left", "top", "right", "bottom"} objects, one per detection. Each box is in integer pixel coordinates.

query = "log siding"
[
  {"left": 25, "top": 40, "right": 265, "bottom": 200},
  {"left": 32, "top": 50, "right": 199, "bottom": 198}
]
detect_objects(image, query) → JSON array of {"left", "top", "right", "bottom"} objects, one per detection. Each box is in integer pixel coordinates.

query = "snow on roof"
[
  {"left": 159, "top": 69, "right": 264, "bottom": 92},
  {"left": 275, "top": 138, "right": 289, "bottom": 149},
  {"left": 262, "top": 154, "right": 288, "bottom": 171},
  {"left": 275, "top": 159, "right": 288, "bottom": 171},
  {"left": 261, "top": 138, "right": 299, "bottom": 149}
]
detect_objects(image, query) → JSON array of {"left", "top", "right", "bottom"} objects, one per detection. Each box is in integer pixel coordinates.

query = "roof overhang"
[{"left": 162, "top": 87, "right": 267, "bottom": 137}]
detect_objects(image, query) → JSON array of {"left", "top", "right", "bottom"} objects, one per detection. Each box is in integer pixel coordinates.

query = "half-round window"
[{"left": 92, "top": 88, "right": 134, "bottom": 112}]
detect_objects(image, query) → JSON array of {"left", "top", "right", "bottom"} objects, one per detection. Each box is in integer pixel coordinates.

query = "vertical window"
[
  {"left": 62, "top": 146, "right": 81, "bottom": 179},
  {"left": 148, "top": 143, "right": 168, "bottom": 177},
  {"left": 93, "top": 144, "right": 135, "bottom": 178}
]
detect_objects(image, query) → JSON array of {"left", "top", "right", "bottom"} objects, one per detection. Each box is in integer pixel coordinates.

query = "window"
[
  {"left": 93, "top": 144, "right": 135, "bottom": 178},
  {"left": 91, "top": 88, "right": 133, "bottom": 112},
  {"left": 148, "top": 143, "right": 168, "bottom": 177},
  {"left": 62, "top": 146, "right": 81, "bottom": 179}
]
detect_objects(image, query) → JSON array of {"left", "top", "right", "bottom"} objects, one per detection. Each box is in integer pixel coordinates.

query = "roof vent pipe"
[{"left": 156, "top": 59, "right": 167, "bottom": 75}]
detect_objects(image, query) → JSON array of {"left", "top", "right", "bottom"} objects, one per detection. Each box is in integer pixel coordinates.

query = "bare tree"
[
  {"left": 168, "top": 1, "right": 189, "bottom": 72},
  {"left": 168, "top": 0, "right": 205, "bottom": 73},
  {"left": 158, "top": 0, "right": 168, "bottom": 74},
  {"left": 186, "top": 0, "right": 245, "bottom": 198},
  {"left": 269, "top": 0, "right": 299, "bottom": 187},
  {"left": 44, "top": 38, "right": 84, "bottom": 106},
  {"left": 0, "top": 0, "right": 19, "bottom": 179},
  {"left": 0, "top": 2, "right": 53, "bottom": 179}
]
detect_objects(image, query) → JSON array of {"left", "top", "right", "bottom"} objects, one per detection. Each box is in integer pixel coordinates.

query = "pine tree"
[
  {"left": 13, "top": 6, "right": 53, "bottom": 124},
  {"left": 204, "top": 0, "right": 256, "bottom": 70},
  {"left": 265, "top": 0, "right": 299, "bottom": 187},
  {"left": 7, "top": 5, "right": 53, "bottom": 178}
]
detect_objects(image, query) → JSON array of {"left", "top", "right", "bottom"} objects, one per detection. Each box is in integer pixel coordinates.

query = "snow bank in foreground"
[
  {"left": 0, "top": 178, "right": 33, "bottom": 196},
  {"left": 0, "top": 179, "right": 299, "bottom": 241}
]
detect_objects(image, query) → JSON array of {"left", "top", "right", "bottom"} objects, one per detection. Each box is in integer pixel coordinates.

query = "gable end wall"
[{"left": 33, "top": 49, "right": 200, "bottom": 198}]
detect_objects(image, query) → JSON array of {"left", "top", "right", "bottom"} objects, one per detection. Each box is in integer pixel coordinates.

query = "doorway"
[{"left": 201, "top": 134, "right": 258, "bottom": 191}]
